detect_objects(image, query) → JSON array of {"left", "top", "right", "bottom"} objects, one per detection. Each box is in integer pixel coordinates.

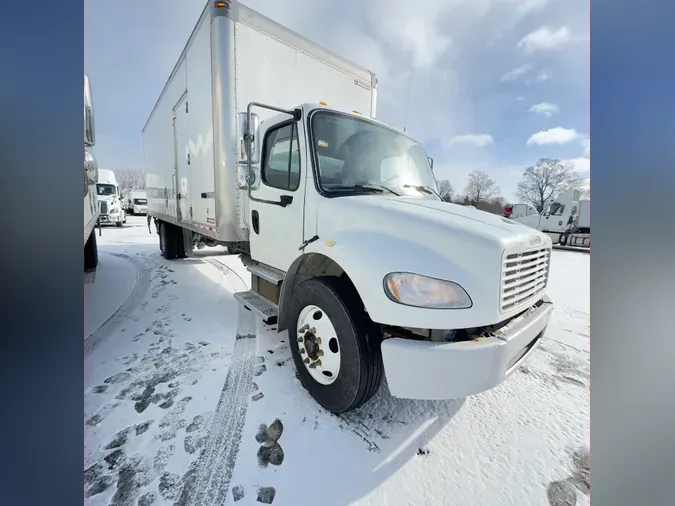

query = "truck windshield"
[
  {"left": 97, "top": 184, "right": 116, "bottom": 196},
  {"left": 310, "top": 111, "right": 439, "bottom": 199},
  {"left": 133, "top": 199, "right": 147, "bottom": 205}
]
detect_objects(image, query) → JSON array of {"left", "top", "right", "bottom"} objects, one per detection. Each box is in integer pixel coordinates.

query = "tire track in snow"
[
  {"left": 85, "top": 253, "right": 151, "bottom": 355},
  {"left": 189, "top": 302, "right": 257, "bottom": 506}
]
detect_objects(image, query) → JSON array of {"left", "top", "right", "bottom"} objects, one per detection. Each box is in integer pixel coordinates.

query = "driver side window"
[
  {"left": 262, "top": 123, "right": 301, "bottom": 191},
  {"left": 552, "top": 204, "right": 565, "bottom": 216}
]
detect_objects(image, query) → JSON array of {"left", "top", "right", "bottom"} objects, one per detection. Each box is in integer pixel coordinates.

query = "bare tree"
[
  {"left": 116, "top": 169, "right": 146, "bottom": 195},
  {"left": 477, "top": 197, "right": 506, "bottom": 215},
  {"left": 516, "top": 158, "right": 583, "bottom": 212},
  {"left": 464, "top": 170, "right": 500, "bottom": 205},
  {"left": 436, "top": 179, "right": 454, "bottom": 202}
]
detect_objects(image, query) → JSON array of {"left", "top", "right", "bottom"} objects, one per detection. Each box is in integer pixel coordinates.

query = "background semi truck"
[
  {"left": 144, "top": 0, "right": 555, "bottom": 413},
  {"left": 84, "top": 74, "right": 100, "bottom": 272},
  {"left": 515, "top": 189, "right": 590, "bottom": 249},
  {"left": 96, "top": 169, "right": 127, "bottom": 227}
]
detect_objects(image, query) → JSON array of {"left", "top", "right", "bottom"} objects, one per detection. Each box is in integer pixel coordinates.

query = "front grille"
[
  {"left": 500, "top": 246, "right": 551, "bottom": 312},
  {"left": 99, "top": 201, "right": 108, "bottom": 215}
]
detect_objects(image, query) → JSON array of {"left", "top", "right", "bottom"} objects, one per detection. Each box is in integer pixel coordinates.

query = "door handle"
[
  {"left": 187, "top": 153, "right": 191, "bottom": 165},
  {"left": 252, "top": 210, "right": 260, "bottom": 234}
]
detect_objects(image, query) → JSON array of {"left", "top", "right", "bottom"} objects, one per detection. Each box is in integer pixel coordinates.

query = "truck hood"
[{"left": 319, "top": 195, "right": 545, "bottom": 247}]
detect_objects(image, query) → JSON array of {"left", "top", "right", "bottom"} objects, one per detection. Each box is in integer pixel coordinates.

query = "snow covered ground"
[{"left": 85, "top": 216, "right": 590, "bottom": 506}]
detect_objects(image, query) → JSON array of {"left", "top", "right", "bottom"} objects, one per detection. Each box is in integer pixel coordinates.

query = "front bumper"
[
  {"left": 381, "top": 296, "right": 553, "bottom": 400},
  {"left": 99, "top": 214, "right": 123, "bottom": 225}
]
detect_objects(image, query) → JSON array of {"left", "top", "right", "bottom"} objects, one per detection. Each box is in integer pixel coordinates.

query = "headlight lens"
[
  {"left": 110, "top": 208, "right": 119, "bottom": 214},
  {"left": 383, "top": 272, "right": 472, "bottom": 309}
]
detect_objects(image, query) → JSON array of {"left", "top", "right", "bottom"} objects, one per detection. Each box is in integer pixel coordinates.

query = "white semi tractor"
[
  {"left": 516, "top": 189, "right": 590, "bottom": 249},
  {"left": 144, "top": 0, "right": 554, "bottom": 413},
  {"left": 96, "top": 169, "right": 127, "bottom": 227},
  {"left": 84, "top": 74, "right": 100, "bottom": 272}
]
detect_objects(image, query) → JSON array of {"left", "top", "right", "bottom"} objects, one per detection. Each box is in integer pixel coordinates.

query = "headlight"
[
  {"left": 110, "top": 208, "right": 119, "bottom": 214},
  {"left": 383, "top": 272, "right": 472, "bottom": 309}
]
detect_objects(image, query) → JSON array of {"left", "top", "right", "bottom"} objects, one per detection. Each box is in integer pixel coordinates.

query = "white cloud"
[
  {"left": 581, "top": 138, "right": 590, "bottom": 157},
  {"left": 526, "top": 70, "right": 550, "bottom": 85},
  {"left": 518, "top": 26, "right": 571, "bottom": 52},
  {"left": 527, "top": 127, "right": 582, "bottom": 146},
  {"left": 563, "top": 157, "right": 590, "bottom": 174},
  {"left": 528, "top": 102, "right": 559, "bottom": 117},
  {"left": 500, "top": 63, "right": 533, "bottom": 82},
  {"left": 449, "top": 134, "right": 494, "bottom": 148}
]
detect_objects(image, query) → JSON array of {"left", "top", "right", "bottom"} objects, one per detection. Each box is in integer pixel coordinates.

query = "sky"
[{"left": 84, "top": 0, "right": 589, "bottom": 203}]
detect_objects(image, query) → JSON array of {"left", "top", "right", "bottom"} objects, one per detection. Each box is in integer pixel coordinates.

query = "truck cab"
[
  {"left": 235, "top": 102, "right": 554, "bottom": 412},
  {"left": 126, "top": 190, "right": 148, "bottom": 216},
  {"left": 516, "top": 189, "right": 590, "bottom": 239},
  {"left": 96, "top": 169, "right": 126, "bottom": 227}
]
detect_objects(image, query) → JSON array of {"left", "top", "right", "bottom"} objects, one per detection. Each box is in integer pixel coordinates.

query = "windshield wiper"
[
  {"left": 404, "top": 184, "right": 442, "bottom": 199},
  {"left": 331, "top": 184, "right": 400, "bottom": 196}
]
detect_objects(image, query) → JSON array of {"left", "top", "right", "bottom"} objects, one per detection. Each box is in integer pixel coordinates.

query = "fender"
[{"left": 279, "top": 229, "right": 500, "bottom": 332}]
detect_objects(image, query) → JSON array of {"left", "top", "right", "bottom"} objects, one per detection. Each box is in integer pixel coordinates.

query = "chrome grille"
[
  {"left": 99, "top": 201, "right": 108, "bottom": 215},
  {"left": 500, "top": 246, "right": 551, "bottom": 312}
]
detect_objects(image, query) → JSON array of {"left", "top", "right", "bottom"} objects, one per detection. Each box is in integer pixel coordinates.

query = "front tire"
[{"left": 289, "top": 277, "right": 383, "bottom": 413}]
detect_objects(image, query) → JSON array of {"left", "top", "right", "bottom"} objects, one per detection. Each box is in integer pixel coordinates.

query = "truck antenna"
[{"left": 403, "top": 70, "right": 412, "bottom": 133}]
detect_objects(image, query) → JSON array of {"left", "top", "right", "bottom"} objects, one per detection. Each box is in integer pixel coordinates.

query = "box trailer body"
[
  {"left": 84, "top": 74, "right": 100, "bottom": 271},
  {"left": 143, "top": 0, "right": 554, "bottom": 414},
  {"left": 143, "top": 1, "right": 377, "bottom": 244}
]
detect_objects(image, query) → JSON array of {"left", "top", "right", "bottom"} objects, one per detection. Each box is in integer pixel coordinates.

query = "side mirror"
[
  {"left": 84, "top": 74, "right": 96, "bottom": 146},
  {"left": 427, "top": 156, "right": 434, "bottom": 170},
  {"left": 237, "top": 112, "right": 261, "bottom": 165},
  {"left": 85, "top": 150, "right": 98, "bottom": 185}
]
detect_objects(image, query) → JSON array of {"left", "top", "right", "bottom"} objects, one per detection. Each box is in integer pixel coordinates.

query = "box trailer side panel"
[
  {"left": 233, "top": 4, "right": 376, "bottom": 118},
  {"left": 233, "top": 12, "right": 376, "bottom": 125},
  {"left": 184, "top": 14, "right": 216, "bottom": 230},
  {"left": 143, "top": 57, "right": 188, "bottom": 222}
]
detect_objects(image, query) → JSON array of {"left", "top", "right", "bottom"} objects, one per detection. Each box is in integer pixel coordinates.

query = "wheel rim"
[{"left": 297, "top": 305, "right": 341, "bottom": 385}]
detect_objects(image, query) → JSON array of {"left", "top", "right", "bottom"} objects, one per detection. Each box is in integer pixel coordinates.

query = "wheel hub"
[
  {"left": 296, "top": 306, "right": 339, "bottom": 385},
  {"left": 303, "top": 331, "right": 320, "bottom": 361}
]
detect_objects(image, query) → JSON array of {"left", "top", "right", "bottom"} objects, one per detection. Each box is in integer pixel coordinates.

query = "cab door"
[{"left": 248, "top": 119, "right": 306, "bottom": 272}]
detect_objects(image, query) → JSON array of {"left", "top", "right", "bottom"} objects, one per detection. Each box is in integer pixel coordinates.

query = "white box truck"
[
  {"left": 516, "top": 189, "right": 590, "bottom": 249},
  {"left": 144, "top": 0, "right": 554, "bottom": 413},
  {"left": 84, "top": 74, "right": 100, "bottom": 272},
  {"left": 124, "top": 189, "right": 148, "bottom": 215}
]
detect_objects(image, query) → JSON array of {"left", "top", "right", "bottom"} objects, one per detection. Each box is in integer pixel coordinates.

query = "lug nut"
[
  {"left": 297, "top": 337, "right": 303, "bottom": 343},
  {"left": 303, "top": 358, "right": 310, "bottom": 364},
  {"left": 300, "top": 348, "right": 306, "bottom": 355},
  {"left": 310, "top": 327, "right": 316, "bottom": 334},
  {"left": 308, "top": 361, "right": 317, "bottom": 369},
  {"left": 315, "top": 360, "right": 322, "bottom": 367},
  {"left": 318, "top": 350, "right": 324, "bottom": 357},
  {"left": 316, "top": 338, "right": 322, "bottom": 344}
]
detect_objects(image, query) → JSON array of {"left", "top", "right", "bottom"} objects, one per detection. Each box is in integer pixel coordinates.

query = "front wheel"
[{"left": 289, "top": 277, "right": 383, "bottom": 413}]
